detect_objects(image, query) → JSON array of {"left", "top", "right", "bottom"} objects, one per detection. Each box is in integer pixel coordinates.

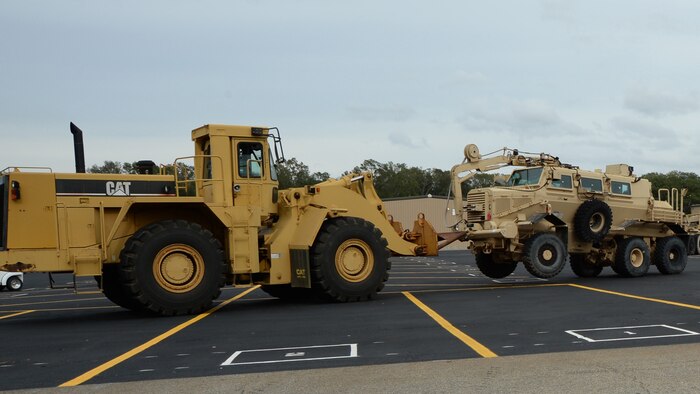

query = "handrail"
[
  {"left": 170, "top": 155, "right": 225, "bottom": 198},
  {"left": 1, "top": 166, "right": 53, "bottom": 174}
]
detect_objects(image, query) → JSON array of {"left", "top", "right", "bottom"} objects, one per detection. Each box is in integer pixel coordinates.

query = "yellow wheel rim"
[
  {"left": 629, "top": 248, "right": 644, "bottom": 268},
  {"left": 335, "top": 239, "right": 374, "bottom": 283},
  {"left": 153, "top": 244, "right": 205, "bottom": 293}
]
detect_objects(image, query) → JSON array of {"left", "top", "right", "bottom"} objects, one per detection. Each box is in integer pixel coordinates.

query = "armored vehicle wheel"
[
  {"left": 310, "top": 217, "right": 390, "bottom": 302},
  {"left": 6, "top": 276, "right": 23, "bottom": 291},
  {"left": 522, "top": 233, "right": 567, "bottom": 278},
  {"left": 100, "top": 264, "right": 146, "bottom": 312},
  {"left": 119, "top": 220, "right": 226, "bottom": 315},
  {"left": 260, "top": 284, "right": 315, "bottom": 301},
  {"left": 689, "top": 235, "right": 699, "bottom": 256},
  {"left": 614, "top": 237, "right": 650, "bottom": 277},
  {"left": 654, "top": 237, "right": 687, "bottom": 275},
  {"left": 574, "top": 200, "right": 613, "bottom": 243},
  {"left": 569, "top": 253, "right": 603, "bottom": 278},
  {"left": 475, "top": 252, "right": 517, "bottom": 278}
]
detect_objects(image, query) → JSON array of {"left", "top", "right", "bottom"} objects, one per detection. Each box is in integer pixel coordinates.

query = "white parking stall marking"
[
  {"left": 566, "top": 324, "right": 699, "bottom": 343},
  {"left": 221, "top": 344, "right": 358, "bottom": 366}
]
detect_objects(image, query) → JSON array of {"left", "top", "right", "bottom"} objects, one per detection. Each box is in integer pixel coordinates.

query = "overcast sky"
[{"left": 2, "top": 0, "right": 699, "bottom": 179}]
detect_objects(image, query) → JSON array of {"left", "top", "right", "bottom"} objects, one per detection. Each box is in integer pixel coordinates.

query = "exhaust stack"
[{"left": 69, "top": 122, "right": 86, "bottom": 173}]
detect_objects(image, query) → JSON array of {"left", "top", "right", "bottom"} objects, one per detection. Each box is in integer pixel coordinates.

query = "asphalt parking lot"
[{"left": 2, "top": 251, "right": 700, "bottom": 391}]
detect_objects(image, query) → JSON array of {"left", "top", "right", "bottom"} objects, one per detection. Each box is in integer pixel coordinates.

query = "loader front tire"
[
  {"left": 120, "top": 220, "right": 226, "bottom": 315},
  {"left": 310, "top": 217, "right": 390, "bottom": 302},
  {"left": 475, "top": 252, "right": 517, "bottom": 279}
]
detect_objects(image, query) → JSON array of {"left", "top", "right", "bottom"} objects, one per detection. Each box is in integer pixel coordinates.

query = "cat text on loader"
[
  {"left": 449, "top": 144, "right": 699, "bottom": 280},
  {"left": 0, "top": 124, "right": 440, "bottom": 315}
]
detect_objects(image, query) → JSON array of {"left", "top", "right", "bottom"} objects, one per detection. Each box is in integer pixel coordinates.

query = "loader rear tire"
[
  {"left": 101, "top": 264, "right": 146, "bottom": 312},
  {"left": 522, "top": 233, "right": 567, "bottom": 278},
  {"left": 475, "top": 252, "right": 517, "bottom": 279},
  {"left": 310, "top": 217, "right": 390, "bottom": 302},
  {"left": 119, "top": 220, "right": 226, "bottom": 315},
  {"left": 654, "top": 237, "right": 687, "bottom": 275},
  {"left": 569, "top": 253, "right": 603, "bottom": 278},
  {"left": 614, "top": 237, "right": 650, "bottom": 277}
]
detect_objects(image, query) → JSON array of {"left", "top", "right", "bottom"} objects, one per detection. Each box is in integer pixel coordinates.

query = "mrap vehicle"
[
  {"left": 0, "top": 124, "right": 440, "bottom": 315},
  {"left": 449, "top": 145, "right": 700, "bottom": 279}
]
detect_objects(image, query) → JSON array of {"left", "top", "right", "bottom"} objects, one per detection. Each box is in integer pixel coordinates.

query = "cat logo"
[{"left": 106, "top": 181, "right": 131, "bottom": 196}]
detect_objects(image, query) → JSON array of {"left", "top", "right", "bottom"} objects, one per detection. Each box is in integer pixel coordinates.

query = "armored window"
[
  {"left": 238, "top": 142, "right": 263, "bottom": 178},
  {"left": 611, "top": 181, "right": 631, "bottom": 196},
  {"left": 550, "top": 175, "right": 572, "bottom": 189},
  {"left": 507, "top": 167, "right": 544, "bottom": 187},
  {"left": 581, "top": 177, "right": 603, "bottom": 193}
]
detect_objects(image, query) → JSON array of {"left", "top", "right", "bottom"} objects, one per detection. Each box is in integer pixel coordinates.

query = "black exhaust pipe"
[{"left": 70, "top": 122, "right": 86, "bottom": 173}]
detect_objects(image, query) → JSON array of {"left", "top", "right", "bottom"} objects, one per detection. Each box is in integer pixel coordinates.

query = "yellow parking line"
[
  {"left": 568, "top": 284, "right": 700, "bottom": 310},
  {"left": 59, "top": 285, "right": 260, "bottom": 387},
  {"left": 0, "top": 310, "right": 35, "bottom": 320},
  {"left": 403, "top": 291, "right": 497, "bottom": 358},
  {"left": 0, "top": 298, "right": 106, "bottom": 308}
]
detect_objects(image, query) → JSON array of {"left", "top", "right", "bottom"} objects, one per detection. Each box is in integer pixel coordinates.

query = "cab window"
[
  {"left": 238, "top": 142, "right": 263, "bottom": 178},
  {"left": 611, "top": 181, "right": 631, "bottom": 195},
  {"left": 581, "top": 177, "right": 603, "bottom": 193},
  {"left": 550, "top": 174, "right": 572, "bottom": 189},
  {"left": 507, "top": 167, "right": 544, "bottom": 187}
]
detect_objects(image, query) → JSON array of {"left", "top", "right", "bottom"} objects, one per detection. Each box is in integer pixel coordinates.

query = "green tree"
[
  {"left": 88, "top": 160, "right": 125, "bottom": 174},
  {"left": 276, "top": 158, "right": 330, "bottom": 189},
  {"left": 642, "top": 171, "right": 700, "bottom": 210}
]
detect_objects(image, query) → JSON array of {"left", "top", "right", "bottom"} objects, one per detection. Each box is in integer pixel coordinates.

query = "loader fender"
[{"left": 290, "top": 206, "right": 329, "bottom": 248}]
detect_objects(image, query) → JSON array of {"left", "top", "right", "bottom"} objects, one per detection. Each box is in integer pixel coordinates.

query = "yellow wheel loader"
[{"left": 0, "top": 124, "right": 441, "bottom": 315}]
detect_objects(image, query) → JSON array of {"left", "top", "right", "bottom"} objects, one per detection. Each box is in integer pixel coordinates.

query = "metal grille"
[{"left": 466, "top": 191, "right": 486, "bottom": 223}]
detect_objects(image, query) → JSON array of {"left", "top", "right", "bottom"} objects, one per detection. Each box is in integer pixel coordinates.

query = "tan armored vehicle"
[
  {"left": 450, "top": 145, "right": 697, "bottom": 279},
  {"left": 0, "top": 124, "right": 440, "bottom": 315}
]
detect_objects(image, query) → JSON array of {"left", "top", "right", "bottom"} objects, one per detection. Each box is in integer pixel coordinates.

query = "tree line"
[{"left": 88, "top": 159, "right": 700, "bottom": 208}]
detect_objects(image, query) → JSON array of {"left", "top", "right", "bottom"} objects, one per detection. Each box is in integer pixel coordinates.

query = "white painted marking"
[
  {"left": 139, "top": 369, "right": 155, "bottom": 373},
  {"left": 572, "top": 341, "right": 583, "bottom": 344},
  {"left": 468, "top": 273, "right": 476, "bottom": 277},
  {"left": 537, "top": 331, "right": 549, "bottom": 334},
  {"left": 144, "top": 355, "right": 158, "bottom": 359},
  {"left": 174, "top": 367, "right": 189, "bottom": 370},
  {"left": 501, "top": 346, "right": 515, "bottom": 349},
  {"left": 176, "top": 353, "right": 190, "bottom": 357},
  {"left": 222, "top": 344, "right": 358, "bottom": 366},
  {"left": 386, "top": 353, "right": 399, "bottom": 356},
  {"left": 211, "top": 351, "right": 227, "bottom": 354},
  {"left": 372, "top": 341, "right": 384, "bottom": 344},
  {"left": 566, "top": 324, "right": 699, "bottom": 343},
  {"left": 285, "top": 352, "right": 305, "bottom": 357},
  {"left": 0, "top": 365, "right": 13, "bottom": 368},
  {"left": 33, "top": 363, "right": 48, "bottom": 366},
  {"left": 492, "top": 278, "right": 548, "bottom": 284},
  {"left": 11, "top": 293, "right": 28, "bottom": 298},
  {"left": 508, "top": 333, "right": 519, "bottom": 336},
  {"left": 677, "top": 323, "right": 687, "bottom": 325},
  {"left": 534, "top": 344, "right": 545, "bottom": 346}
]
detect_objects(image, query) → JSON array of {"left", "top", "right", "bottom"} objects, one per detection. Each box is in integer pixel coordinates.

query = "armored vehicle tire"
[
  {"left": 6, "top": 276, "right": 23, "bottom": 291},
  {"left": 614, "top": 237, "right": 650, "bottom": 277},
  {"left": 119, "top": 220, "right": 227, "bottom": 316},
  {"left": 654, "top": 237, "right": 687, "bottom": 275},
  {"left": 522, "top": 233, "right": 567, "bottom": 278},
  {"left": 310, "top": 217, "right": 390, "bottom": 302},
  {"left": 100, "top": 264, "right": 147, "bottom": 312},
  {"left": 574, "top": 200, "right": 613, "bottom": 243},
  {"left": 475, "top": 253, "right": 517, "bottom": 279},
  {"left": 570, "top": 253, "right": 603, "bottom": 278},
  {"left": 260, "top": 284, "right": 315, "bottom": 301}
]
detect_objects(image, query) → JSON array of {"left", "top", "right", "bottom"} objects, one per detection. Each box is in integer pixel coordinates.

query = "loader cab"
[{"left": 191, "top": 125, "right": 283, "bottom": 219}]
